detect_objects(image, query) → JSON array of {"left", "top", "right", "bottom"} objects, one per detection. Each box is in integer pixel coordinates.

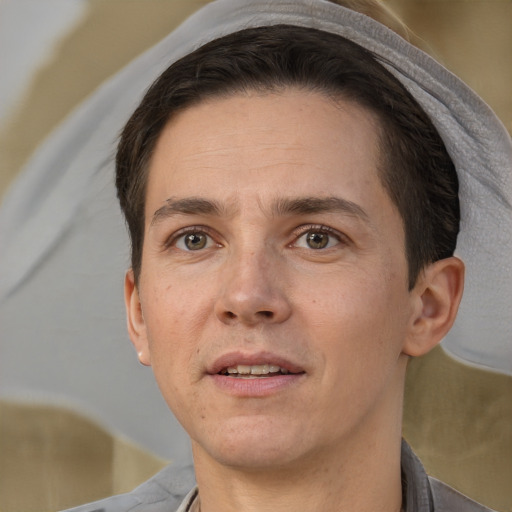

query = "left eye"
[
  {"left": 295, "top": 230, "right": 339, "bottom": 250},
  {"left": 175, "top": 232, "right": 214, "bottom": 251}
]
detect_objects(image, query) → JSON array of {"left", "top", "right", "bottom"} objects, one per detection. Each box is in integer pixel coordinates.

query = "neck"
[
  {"left": 192, "top": 385, "right": 405, "bottom": 512},
  {"left": 196, "top": 445, "right": 402, "bottom": 512}
]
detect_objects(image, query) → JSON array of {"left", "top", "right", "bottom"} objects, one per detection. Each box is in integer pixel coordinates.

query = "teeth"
[{"left": 223, "top": 364, "right": 289, "bottom": 376}]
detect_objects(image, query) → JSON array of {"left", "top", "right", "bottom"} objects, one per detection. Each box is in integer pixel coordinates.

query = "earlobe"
[
  {"left": 124, "top": 269, "right": 151, "bottom": 366},
  {"left": 403, "top": 257, "right": 465, "bottom": 357}
]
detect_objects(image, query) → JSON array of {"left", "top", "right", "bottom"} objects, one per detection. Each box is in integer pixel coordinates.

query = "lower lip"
[{"left": 209, "top": 373, "right": 305, "bottom": 397}]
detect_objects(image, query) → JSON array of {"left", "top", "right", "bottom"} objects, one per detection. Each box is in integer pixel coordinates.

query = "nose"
[{"left": 214, "top": 249, "right": 292, "bottom": 326}]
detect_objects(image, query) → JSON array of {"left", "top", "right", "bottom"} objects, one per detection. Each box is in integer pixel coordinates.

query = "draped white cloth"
[{"left": 1, "top": 0, "right": 510, "bottom": 458}]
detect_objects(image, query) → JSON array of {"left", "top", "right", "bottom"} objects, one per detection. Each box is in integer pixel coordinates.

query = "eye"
[
  {"left": 294, "top": 227, "right": 342, "bottom": 250},
  {"left": 174, "top": 231, "right": 214, "bottom": 251}
]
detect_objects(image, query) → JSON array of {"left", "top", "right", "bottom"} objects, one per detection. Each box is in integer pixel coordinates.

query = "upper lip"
[{"left": 207, "top": 351, "right": 305, "bottom": 375}]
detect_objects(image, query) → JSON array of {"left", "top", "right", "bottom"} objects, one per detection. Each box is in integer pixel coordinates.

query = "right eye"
[{"left": 174, "top": 231, "right": 215, "bottom": 251}]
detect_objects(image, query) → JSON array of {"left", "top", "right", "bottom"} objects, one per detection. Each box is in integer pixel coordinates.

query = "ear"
[
  {"left": 403, "top": 256, "right": 465, "bottom": 357},
  {"left": 124, "top": 269, "right": 151, "bottom": 366}
]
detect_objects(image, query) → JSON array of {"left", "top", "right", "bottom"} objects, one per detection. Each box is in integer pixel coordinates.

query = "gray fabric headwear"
[
  {"left": 1, "top": 0, "right": 511, "bottom": 456},
  {"left": 175, "top": 0, "right": 512, "bottom": 374}
]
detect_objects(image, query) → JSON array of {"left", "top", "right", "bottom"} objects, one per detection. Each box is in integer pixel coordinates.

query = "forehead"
[{"left": 147, "top": 89, "right": 386, "bottom": 205}]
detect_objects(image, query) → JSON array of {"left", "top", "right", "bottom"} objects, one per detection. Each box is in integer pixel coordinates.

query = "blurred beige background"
[{"left": 0, "top": 1, "right": 511, "bottom": 511}]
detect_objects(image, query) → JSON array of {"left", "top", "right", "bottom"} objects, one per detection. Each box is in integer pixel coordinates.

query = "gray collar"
[{"left": 401, "top": 439, "right": 434, "bottom": 512}]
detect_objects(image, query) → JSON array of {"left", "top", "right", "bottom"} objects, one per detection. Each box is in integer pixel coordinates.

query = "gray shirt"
[{"left": 62, "top": 440, "right": 496, "bottom": 512}]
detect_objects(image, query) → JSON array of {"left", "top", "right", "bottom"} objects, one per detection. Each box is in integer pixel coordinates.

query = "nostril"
[
  {"left": 225, "top": 311, "right": 236, "bottom": 319},
  {"left": 259, "top": 311, "right": 274, "bottom": 318}
]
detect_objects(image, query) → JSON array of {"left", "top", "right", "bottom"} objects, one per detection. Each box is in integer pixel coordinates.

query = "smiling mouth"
[{"left": 219, "top": 364, "right": 301, "bottom": 379}]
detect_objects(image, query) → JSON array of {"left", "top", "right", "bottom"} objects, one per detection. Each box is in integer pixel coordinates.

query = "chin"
[{"left": 192, "top": 415, "right": 312, "bottom": 471}]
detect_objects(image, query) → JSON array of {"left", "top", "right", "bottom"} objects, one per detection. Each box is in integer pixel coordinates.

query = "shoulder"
[
  {"left": 60, "top": 464, "right": 196, "bottom": 512},
  {"left": 429, "top": 477, "right": 498, "bottom": 512}
]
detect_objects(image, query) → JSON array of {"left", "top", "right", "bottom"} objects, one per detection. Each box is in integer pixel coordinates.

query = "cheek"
[
  {"left": 141, "top": 275, "right": 215, "bottom": 379},
  {"left": 301, "top": 269, "right": 409, "bottom": 363},
  {"left": 144, "top": 274, "right": 211, "bottom": 331}
]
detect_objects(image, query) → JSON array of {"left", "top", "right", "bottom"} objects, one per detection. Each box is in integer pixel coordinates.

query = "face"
[{"left": 127, "top": 89, "right": 420, "bottom": 472}]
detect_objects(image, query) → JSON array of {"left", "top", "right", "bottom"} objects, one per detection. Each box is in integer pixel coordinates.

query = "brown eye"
[
  {"left": 294, "top": 227, "right": 342, "bottom": 250},
  {"left": 184, "top": 233, "right": 208, "bottom": 250},
  {"left": 174, "top": 231, "right": 214, "bottom": 251},
  {"left": 306, "top": 232, "right": 330, "bottom": 249}
]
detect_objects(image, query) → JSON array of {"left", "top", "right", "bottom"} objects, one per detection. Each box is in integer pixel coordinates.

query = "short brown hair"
[{"left": 116, "top": 25, "right": 459, "bottom": 288}]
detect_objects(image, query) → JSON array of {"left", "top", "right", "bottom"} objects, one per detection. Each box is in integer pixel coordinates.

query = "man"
[{"left": 65, "top": 1, "right": 510, "bottom": 511}]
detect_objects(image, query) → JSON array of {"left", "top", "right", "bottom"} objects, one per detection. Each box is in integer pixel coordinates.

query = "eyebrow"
[
  {"left": 150, "top": 195, "right": 369, "bottom": 226},
  {"left": 271, "top": 196, "right": 369, "bottom": 221},
  {"left": 151, "top": 197, "right": 227, "bottom": 226}
]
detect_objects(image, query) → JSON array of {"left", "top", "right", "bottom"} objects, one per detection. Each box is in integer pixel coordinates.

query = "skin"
[{"left": 125, "top": 89, "right": 464, "bottom": 512}]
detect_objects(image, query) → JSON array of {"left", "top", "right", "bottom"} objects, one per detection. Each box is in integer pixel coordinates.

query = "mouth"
[
  {"left": 219, "top": 364, "right": 297, "bottom": 379},
  {"left": 208, "top": 352, "right": 306, "bottom": 378},
  {"left": 208, "top": 352, "right": 306, "bottom": 396}
]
